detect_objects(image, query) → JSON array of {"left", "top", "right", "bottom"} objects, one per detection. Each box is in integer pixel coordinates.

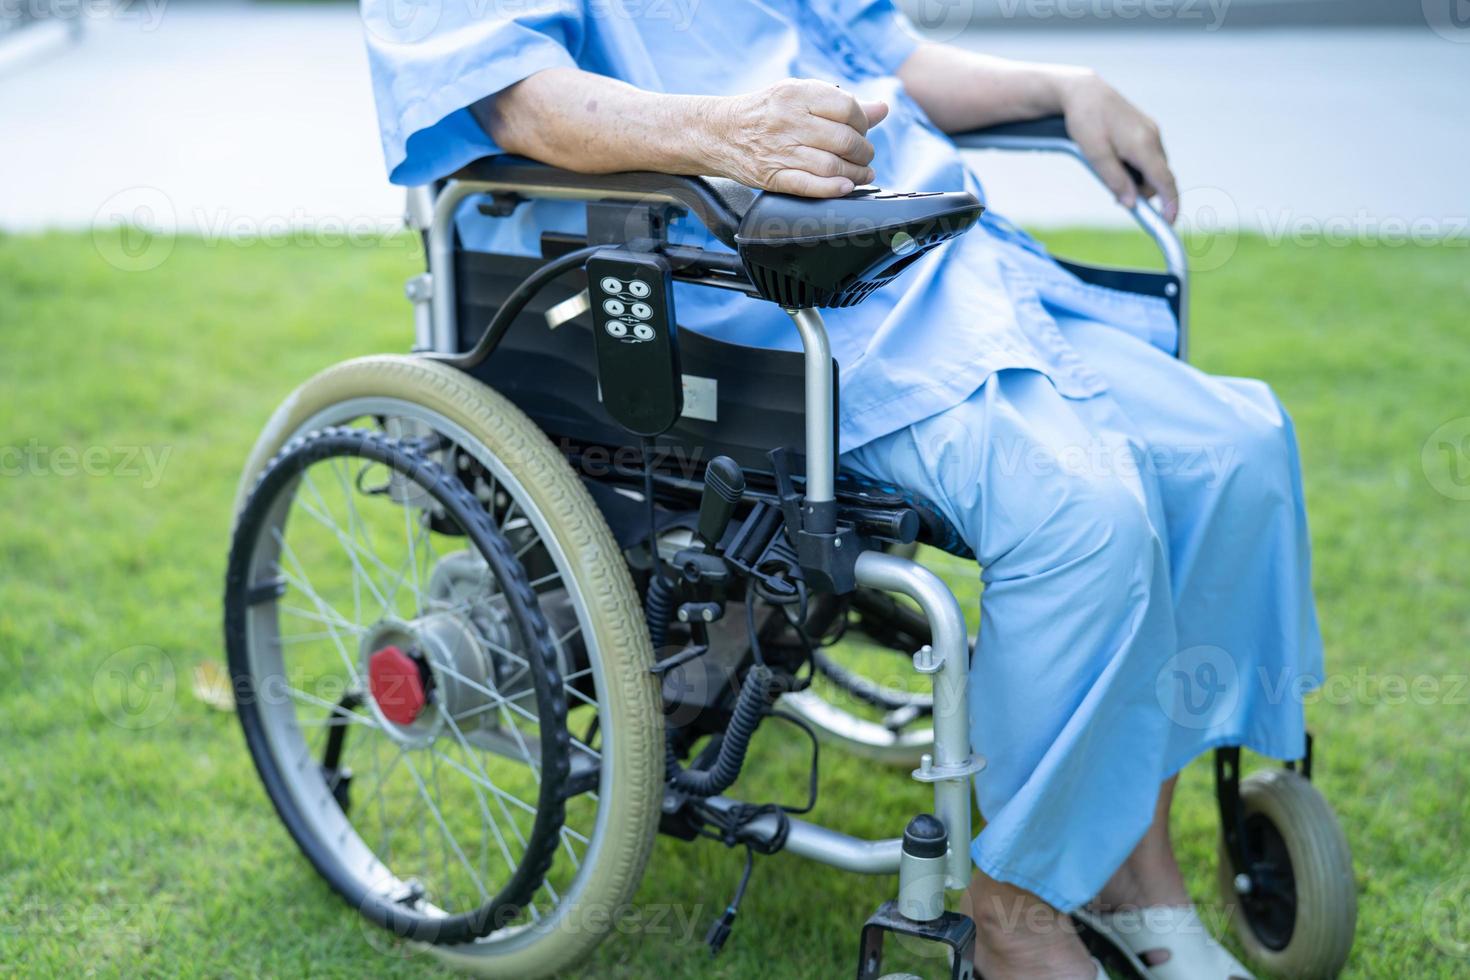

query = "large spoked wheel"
[
  {"left": 1215, "top": 769, "right": 1357, "bottom": 978},
  {"left": 226, "top": 356, "right": 662, "bottom": 977}
]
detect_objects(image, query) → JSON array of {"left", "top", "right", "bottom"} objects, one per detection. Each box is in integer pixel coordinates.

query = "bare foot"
[
  {"left": 962, "top": 872, "right": 1096, "bottom": 980},
  {"left": 1092, "top": 775, "right": 1193, "bottom": 970},
  {"left": 1094, "top": 775, "right": 1190, "bottom": 913}
]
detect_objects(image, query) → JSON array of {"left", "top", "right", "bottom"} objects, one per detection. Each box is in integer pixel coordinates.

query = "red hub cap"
[{"left": 368, "top": 645, "right": 428, "bottom": 726}]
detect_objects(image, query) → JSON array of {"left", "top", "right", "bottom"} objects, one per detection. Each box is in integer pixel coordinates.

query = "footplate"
[{"left": 856, "top": 900, "right": 976, "bottom": 980}]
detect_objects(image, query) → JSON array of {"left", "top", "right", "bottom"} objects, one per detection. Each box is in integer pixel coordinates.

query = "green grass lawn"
[{"left": 1, "top": 228, "right": 1467, "bottom": 978}]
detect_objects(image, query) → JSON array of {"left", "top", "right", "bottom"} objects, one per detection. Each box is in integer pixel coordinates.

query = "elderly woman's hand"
[
  {"left": 1059, "top": 71, "right": 1179, "bottom": 222},
  {"left": 704, "top": 78, "right": 889, "bottom": 198}
]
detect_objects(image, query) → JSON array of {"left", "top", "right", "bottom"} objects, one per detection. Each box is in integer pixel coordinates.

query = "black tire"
[{"left": 226, "top": 426, "right": 568, "bottom": 946}]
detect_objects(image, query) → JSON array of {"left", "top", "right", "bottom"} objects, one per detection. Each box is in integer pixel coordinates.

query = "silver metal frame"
[
  {"left": 414, "top": 179, "right": 687, "bottom": 356},
  {"left": 696, "top": 550, "right": 977, "bottom": 892},
  {"left": 786, "top": 307, "right": 836, "bottom": 505},
  {"left": 854, "top": 550, "right": 980, "bottom": 890},
  {"left": 952, "top": 130, "right": 1191, "bottom": 361}
]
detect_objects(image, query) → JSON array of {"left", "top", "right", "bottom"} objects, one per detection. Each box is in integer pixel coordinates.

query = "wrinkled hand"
[
  {"left": 1060, "top": 72, "right": 1178, "bottom": 222},
  {"left": 705, "top": 78, "right": 889, "bottom": 198}
]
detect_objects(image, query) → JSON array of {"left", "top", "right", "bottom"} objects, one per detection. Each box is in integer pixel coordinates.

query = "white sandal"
[{"left": 1073, "top": 906, "right": 1255, "bottom": 980}]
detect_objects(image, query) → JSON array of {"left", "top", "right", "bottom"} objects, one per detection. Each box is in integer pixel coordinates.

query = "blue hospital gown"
[{"left": 363, "top": 0, "right": 1324, "bottom": 912}]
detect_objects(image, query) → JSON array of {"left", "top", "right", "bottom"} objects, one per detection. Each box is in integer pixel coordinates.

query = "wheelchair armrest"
[
  {"left": 952, "top": 115, "right": 1143, "bottom": 187},
  {"left": 951, "top": 114, "right": 1189, "bottom": 355},
  {"left": 951, "top": 114, "right": 1072, "bottom": 147},
  {"left": 452, "top": 155, "right": 756, "bottom": 249},
  {"left": 449, "top": 154, "right": 982, "bottom": 311}
]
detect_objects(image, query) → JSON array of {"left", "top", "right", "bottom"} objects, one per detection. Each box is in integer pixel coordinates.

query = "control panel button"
[
  {"left": 632, "top": 324, "right": 655, "bottom": 341},
  {"left": 628, "top": 279, "right": 651, "bottom": 298},
  {"left": 605, "top": 320, "right": 628, "bottom": 338},
  {"left": 599, "top": 276, "right": 624, "bottom": 294},
  {"left": 602, "top": 299, "right": 625, "bottom": 316},
  {"left": 630, "top": 302, "right": 653, "bottom": 320}
]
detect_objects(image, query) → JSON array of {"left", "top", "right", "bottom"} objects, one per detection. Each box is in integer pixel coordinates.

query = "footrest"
[{"left": 856, "top": 900, "right": 976, "bottom": 980}]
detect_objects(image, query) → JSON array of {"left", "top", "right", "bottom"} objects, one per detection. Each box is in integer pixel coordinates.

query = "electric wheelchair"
[{"left": 224, "top": 117, "right": 1356, "bottom": 978}]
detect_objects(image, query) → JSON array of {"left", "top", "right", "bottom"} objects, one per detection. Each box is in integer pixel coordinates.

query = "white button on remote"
[{"left": 605, "top": 321, "right": 628, "bottom": 338}]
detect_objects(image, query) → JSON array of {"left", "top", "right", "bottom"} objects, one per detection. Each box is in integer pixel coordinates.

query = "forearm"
[
  {"left": 477, "top": 67, "right": 721, "bottom": 176},
  {"left": 896, "top": 42, "right": 1092, "bottom": 133},
  {"left": 479, "top": 68, "right": 887, "bottom": 198}
]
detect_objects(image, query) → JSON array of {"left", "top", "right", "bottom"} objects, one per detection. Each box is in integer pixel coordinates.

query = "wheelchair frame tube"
[
  {"left": 952, "top": 132, "right": 1191, "bottom": 361},
  {"left": 786, "top": 307, "right": 836, "bottom": 506},
  {"left": 421, "top": 179, "right": 689, "bottom": 355},
  {"left": 854, "top": 550, "right": 976, "bottom": 891},
  {"left": 699, "top": 795, "right": 903, "bottom": 875},
  {"left": 702, "top": 553, "right": 974, "bottom": 890}
]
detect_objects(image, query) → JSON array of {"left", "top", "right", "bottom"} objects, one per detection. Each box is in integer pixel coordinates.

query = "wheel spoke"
[
  {"left": 430, "top": 660, "right": 545, "bottom": 775},
  {"left": 272, "top": 529, "right": 363, "bottom": 685},
  {"left": 294, "top": 474, "right": 396, "bottom": 613},
  {"left": 238, "top": 426, "right": 621, "bottom": 946},
  {"left": 399, "top": 490, "right": 426, "bottom": 617},
  {"left": 400, "top": 751, "right": 491, "bottom": 904},
  {"left": 527, "top": 570, "right": 563, "bottom": 590}
]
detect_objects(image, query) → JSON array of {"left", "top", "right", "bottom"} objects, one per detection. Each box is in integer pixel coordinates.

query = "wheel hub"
[
  {"left": 359, "top": 614, "right": 494, "bottom": 746},
  {"left": 367, "top": 645, "right": 428, "bottom": 726}
]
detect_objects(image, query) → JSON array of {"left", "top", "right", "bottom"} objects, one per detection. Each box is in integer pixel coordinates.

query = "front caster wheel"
[{"left": 1215, "top": 769, "right": 1356, "bottom": 978}]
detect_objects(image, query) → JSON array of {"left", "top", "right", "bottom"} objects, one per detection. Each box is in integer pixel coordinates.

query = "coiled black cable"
[
  {"left": 665, "top": 664, "right": 774, "bottom": 797},
  {"left": 645, "top": 573, "right": 676, "bottom": 650}
]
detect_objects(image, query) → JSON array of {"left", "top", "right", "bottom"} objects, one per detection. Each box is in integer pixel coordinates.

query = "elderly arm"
[
  {"left": 479, "top": 68, "right": 890, "bottom": 199},
  {"left": 897, "top": 43, "right": 1179, "bottom": 221}
]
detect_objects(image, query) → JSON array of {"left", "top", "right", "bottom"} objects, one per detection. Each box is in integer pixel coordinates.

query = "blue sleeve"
[
  {"left": 815, "top": 0, "right": 921, "bottom": 75},
  {"left": 362, "top": 1, "right": 584, "bottom": 186}
]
